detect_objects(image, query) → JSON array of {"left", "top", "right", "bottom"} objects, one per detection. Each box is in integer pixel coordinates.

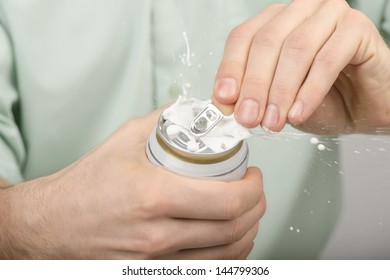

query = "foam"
[{"left": 162, "top": 96, "right": 252, "bottom": 153}]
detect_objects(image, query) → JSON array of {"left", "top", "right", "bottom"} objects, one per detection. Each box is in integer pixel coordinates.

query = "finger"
[
  {"left": 154, "top": 167, "right": 263, "bottom": 220},
  {"left": 212, "top": 4, "right": 287, "bottom": 115},
  {"left": 160, "top": 222, "right": 260, "bottom": 260},
  {"left": 136, "top": 198, "right": 265, "bottom": 257},
  {"left": 171, "top": 197, "right": 265, "bottom": 251},
  {"left": 264, "top": 0, "right": 348, "bottom": 132},
  {"left": 288, "top": 10, "right": 367, "bottom": 125},
  {"left": 235, "top": 0, "right": 324, "bottom": 128},
  {"left": 292, "top": 86, "right": 349, "bottom": 134},
  {"left": 107, "top": 198, "right": 264, "bottom": 259}
]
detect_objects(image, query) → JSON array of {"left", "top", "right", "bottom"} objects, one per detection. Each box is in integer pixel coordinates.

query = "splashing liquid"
[{"left": 182, "top": 31, "right": 192, "bottom": 67}]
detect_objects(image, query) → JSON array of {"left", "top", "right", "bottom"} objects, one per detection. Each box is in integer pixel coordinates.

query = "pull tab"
[{"left": 189, "top": 103, "right": 224, "bottom": 137}]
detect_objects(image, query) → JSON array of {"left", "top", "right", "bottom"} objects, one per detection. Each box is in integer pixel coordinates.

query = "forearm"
[
  {"left": 0, "top": 177, "right": 60, "bottom": 259},
  {"left": 0, "top": 185, "right": 14, "bottom": 259}
]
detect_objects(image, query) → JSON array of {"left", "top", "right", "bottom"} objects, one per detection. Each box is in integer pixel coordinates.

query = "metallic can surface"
[{"left": 146, "top": 114, "right": 249, "bottom": 181}]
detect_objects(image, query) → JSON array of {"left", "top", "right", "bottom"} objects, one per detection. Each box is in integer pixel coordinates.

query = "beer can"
[{"left": 146, "top": 112, "right": 249, "bottom": 181}]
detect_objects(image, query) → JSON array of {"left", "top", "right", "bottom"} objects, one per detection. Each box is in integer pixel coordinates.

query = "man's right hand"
[
  {"left": 213, "top": 0, "right": 390, "bottom": 135},
  {"left": 0, "top": 108, "right": 265, "bottom": 259}
]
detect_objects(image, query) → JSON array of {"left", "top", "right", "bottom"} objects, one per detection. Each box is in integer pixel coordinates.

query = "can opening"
[{"left": 156, "top": 114, "right": 243, "bottom": 164}]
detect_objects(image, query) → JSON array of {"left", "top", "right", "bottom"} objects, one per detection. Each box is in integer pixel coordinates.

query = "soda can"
[{"left": 146, "top": 111, "right": 249, "bottom": 181}]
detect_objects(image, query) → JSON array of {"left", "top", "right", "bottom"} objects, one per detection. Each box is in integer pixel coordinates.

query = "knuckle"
[
  {"left": 346, "top": 9, "right": 368, "bottom": 25},
  {"left": 225, "top": 220, "right": 241, "bottom": 244},
  {"left": 252, "top": 28, "right": 280, "bottom": 48},
  {"left": 314, "top": 50, "right": 338, "bottom": 71},
  {"left": 284, "top": 32, "right": 312, "bottom": 55},
  {"left": 346, "top": 9, "right": 376, "bottom": 32},
  {"left": 264, "top": 3, "right": 287, "bottom": 13},
  {"left": 224, "top": 192, "right": 243, "bottom": 220},
  {"left": 142, "top": 187, "right": 168, "bottom": 215},
  {"left": 228, "top": 24, "right": 253, "bottom": 40},
  {"left": 139, "top": 231, "right": 170, "bottom": 257},
  {"left": 271, "top": 83, "right": 292, "bottom": 97},
  {"left": 325, "top": 0, "right": 343, "bottom": 5},
  {"left": 243, "top": 75, "right": 268, "bottom": 90},
  {"left": 241, "top": 77, "right": 269, "bottom": 102},
  {"left": 141, "top": 195, "right": 158, "bottom": 214},
  {"left": 225, "top": 219, "right": 245, "bottom": 243},
  {"left": 325, "top": 0, "right": 344, "bottom": 6}
]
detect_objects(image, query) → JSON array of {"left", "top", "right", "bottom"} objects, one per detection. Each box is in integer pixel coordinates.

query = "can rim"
[{"left": 155, "top": 131, "right": 244, "bottom": 164}]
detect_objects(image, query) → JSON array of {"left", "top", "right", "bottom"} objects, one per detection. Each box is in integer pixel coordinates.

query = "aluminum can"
[{"left": 146, "top": 113, "right": 249, "bottom": 181}]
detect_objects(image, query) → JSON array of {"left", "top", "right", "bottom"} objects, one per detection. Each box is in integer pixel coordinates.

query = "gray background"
[{"left": 321, "top": 135, "right": 390, "bottom": 259}]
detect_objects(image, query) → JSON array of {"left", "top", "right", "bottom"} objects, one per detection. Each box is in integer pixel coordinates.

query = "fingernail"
[
  {"left": 288, "top": 99, "right": 304, "bottom": 121},
  {"left": 215, "top": 78, "right": 237, "bottom": 99},
  {"left": 262, "top": 104, "right": 279, "bottom": 130},
  {"left": 237, "top": 99, "right": 259, "bottom": 126}
]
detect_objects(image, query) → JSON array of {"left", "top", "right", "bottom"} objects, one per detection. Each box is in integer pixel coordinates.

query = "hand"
[
  {"left": 0, "top": 108, "right": 265, "bottom": 259},
  {"left": 213, "top": 0, "right": 390, "bottom": 134}
]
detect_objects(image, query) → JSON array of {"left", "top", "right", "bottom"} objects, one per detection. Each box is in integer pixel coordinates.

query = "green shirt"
[{"left": 0, "top": 0, "right": 389, "bottom": 259}]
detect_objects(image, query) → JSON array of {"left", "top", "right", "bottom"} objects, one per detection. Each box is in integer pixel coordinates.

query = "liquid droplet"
[
  {"left": 310, "top": 137, "right": 319, "bottom": 145},
  {"left": 187, "top": 140, "right": 199, "bottom": 152},
  {"left": 317, "top": 144, "right": 326, "bottom": 151},
  {"left": 166, "top": 125, "right": 181, "bottom": 137}
]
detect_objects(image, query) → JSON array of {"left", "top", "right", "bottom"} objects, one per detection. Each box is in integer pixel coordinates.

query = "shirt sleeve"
[
  {"left": 0, "top": 22, "right": 25, "bottom": 184},
  {"left": 382, "top": 0, "right": 390, "bottom": 44}
]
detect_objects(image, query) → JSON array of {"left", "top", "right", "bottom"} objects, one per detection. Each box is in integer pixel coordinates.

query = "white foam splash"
[
  {"left": 182, "top": 83, "right": 191, "bottom": 100},
  {"left": 162, "top": 96, "right": 252, "bottom": 153},
  {"left": 182, "top": 31, "right": 192, "bottom": 67}
]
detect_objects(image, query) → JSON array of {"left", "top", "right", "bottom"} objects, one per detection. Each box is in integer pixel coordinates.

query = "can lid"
[{"left": 157, "top": 113, "right": 242, "bottom": 160}]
